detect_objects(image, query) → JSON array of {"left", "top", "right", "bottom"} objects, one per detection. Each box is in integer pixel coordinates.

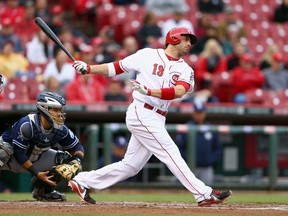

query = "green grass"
[{"left": 0, "top": 190, "right": 287, "bottom": 204}]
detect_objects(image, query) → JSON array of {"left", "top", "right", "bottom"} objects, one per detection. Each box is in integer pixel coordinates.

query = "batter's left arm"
[{"left": 130, "top": 80, "right": 190, "bottom": 100}]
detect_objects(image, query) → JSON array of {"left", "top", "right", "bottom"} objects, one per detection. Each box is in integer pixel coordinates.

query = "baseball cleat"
[
  {"left": 32, "top": 189, "right": 67, "bottom": 201},
  {"left": 198, "top": 189, "right": 232, "bottom": 207},
  {"left": 68, "top": 180, "right": 96, "bottom": 204}
]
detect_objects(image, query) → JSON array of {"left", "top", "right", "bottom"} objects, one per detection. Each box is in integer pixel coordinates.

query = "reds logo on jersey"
[{"left": 169, "top": 71, "right": 180, "bottom": 86}]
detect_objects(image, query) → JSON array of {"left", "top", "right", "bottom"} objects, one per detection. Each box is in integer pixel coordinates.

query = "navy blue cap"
[{"left": 114, "top": 136, "right": 127, "bottom": 148}]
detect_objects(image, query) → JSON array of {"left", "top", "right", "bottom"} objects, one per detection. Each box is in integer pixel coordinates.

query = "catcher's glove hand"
[{"left": 54, "top": 159, "right": 82, "bottom": 181}]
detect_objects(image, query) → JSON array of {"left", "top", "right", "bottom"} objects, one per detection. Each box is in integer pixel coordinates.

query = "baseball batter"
[{"left": 69, "top": 27, "right": 232, "bottom": 206}]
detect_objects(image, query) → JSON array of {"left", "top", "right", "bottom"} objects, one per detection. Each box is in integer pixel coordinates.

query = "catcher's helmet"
[
  {"left": 165, "top": 27, "right": 197, "bottom": 46},
  {"left": 37, "top": 91, "right": 66, "bottom": 129}
]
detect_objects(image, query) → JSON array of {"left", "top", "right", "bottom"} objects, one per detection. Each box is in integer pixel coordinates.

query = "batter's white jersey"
[
  {"left": 73, "top": 47, "right": 213, "bottom": 203},
  {"left": 120, "top": 48, "right": 194, "bottom": 111}
]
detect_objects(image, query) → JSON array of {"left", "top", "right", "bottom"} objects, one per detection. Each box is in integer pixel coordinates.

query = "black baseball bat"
[{"left": 34, "top": 17, "right": 76, "bottom": 61}]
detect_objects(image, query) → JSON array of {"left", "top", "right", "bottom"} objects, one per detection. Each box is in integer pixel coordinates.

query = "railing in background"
[{"left": 85, "top": 123, "right": 288, "bottom": 190}]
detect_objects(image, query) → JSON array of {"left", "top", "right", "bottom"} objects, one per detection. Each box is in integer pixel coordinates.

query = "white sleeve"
[
  {"left": 178, "top": 65, "right": 195, "bottom": 93},
  {"left": 120, "top": 49, "right": 144, "bottom": 73}
]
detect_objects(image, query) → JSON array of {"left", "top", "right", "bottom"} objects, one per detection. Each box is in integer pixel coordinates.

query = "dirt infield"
[{"left": 0, "top": 201, "right": 288, "bottom": 215}]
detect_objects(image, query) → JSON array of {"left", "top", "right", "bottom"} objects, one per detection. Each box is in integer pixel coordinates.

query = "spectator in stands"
[
  {"left": 98, "top": 26, "right": 121, "bottom": 62},
  {"left": 79, "top": 43, "right": 108, "bottom": 86},
  {"left": 43, "top": 75, "right": 66, "bottom": 99},
  {"left": 194, "top": 38, "right": 227, "bottom": 99},
  {"left": 97, "top": 135, "right": 128, "bottom": 169},
  {"left": 194, "top": 13, "right": 214, "bottom": 39},
  {"left": 116, "top": 36, "right": 139, "bottom": 81},
  {"left": 262, "top": 52, "right": 288, "bottom": 91},
  {"left": 0, "top": 17, "right": 24, "bottom": 53},
  {"left": 0, "top": 40, "right": 29, "bottom": 80},
  {"left": 136, "top": 11, "right": 162, "bottom": 48},
  {"left": 216, "top": 5, "right": 246, "bottom": 43},
  {"left": 145, "top": 0, "right": 189, "bottom": 17},
  {"left": 220, "top": 25, "right": 242, "bottom": 56},
  {"left": 190, "top": 24, "right": 220, "bottom": 55},
  {"left": 43, "top": 46, "right": 76, "bottom": 88},
  {"left": 65, "top": 74, "right": 105, "bottom": 102},
  {"left": 0, "top": 0, "right": 25, "bottom": 25},
  {"left": 230, "top": 54, "right": 265, "bottom": 103},
  {"left": 104, "top": 78, "right": 128, "bottom": 102},
  {"left": 14, "top": 0, "right": 38, "bottom": 45},
  {"left": 226, "top": 42, "right": 247, "bottom": 71},
  {"left": 48, "top": 4, "right": 66, "bottom": 36},
  {"left": 175, "top": 96, "right": 221, "bottom": 185},
  {"left": 121, "top": 36, "right": 139, "bottom": 56},
  {"left": 57, "top": 26, "right": 85, "bottom": 59},
  {"left": 26, "top": 29, "right": 54, "bottom": 65},
  {"left": 161, "top": 7, "right": 194, "bottom": 37},
  {"left": 90, "top": 37, "right": 114, "bottom": 64},
  {"left": 259, "top": 44, "right": 280, "bottom": 70},
  {"left": 35, "top": 0, "right": 50, "bottom": 24},
  {"left": 272, "top": 0, "right": 288, "bottom": 23},
  {"left": 73, "top": 0, "right": 97, "bottom": 36},
  {"left": 198, "top": 0, "right": 225, "bottom": 14},
  {"left": 49, "top": 4, "right": 89, "bottom": 44}
]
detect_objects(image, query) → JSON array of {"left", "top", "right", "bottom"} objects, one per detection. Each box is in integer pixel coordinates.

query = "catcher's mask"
[
  {"left": 36, "top": 91, "right": 66, "bottom": 130},
  {"left": 165, "top": 26, "right": 197, "bottom": 47},
  {"left": 0, "top": 74, "right": 3, "bottom": 93}
]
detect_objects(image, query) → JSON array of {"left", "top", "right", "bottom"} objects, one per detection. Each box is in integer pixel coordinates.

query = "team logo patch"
[
  {"left": 170, "top": 72, "right": 180, "bottom": 86},
  {"left": 69, "top": 129, "right": 75, "bottom": 139}
]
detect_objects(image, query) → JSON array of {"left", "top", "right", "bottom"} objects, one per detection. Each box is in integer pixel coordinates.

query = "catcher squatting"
[{"left": 0, "top": 88, "right": 83, "bottom": 201}]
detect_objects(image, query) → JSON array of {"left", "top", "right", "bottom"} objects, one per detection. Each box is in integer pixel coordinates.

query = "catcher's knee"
[{"left": 0, "top": 138, "right": 13, "bottom": 167}]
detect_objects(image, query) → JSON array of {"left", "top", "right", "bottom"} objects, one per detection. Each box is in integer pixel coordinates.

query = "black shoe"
[
  {"left": 68, "top": 180, "right": 96, "bottom": 204},
  {"left": 32, "top": 188, "right": 67, "bottom": 202},
  {"left": 198, "top": 189, "right": 232, "bottom": 207}
]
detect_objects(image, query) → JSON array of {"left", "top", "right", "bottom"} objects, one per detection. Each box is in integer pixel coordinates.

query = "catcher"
[{"left": 0, "top": 91, "right": 84, "bottom": 201}]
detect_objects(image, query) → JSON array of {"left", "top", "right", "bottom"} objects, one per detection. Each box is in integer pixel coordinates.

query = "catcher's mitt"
[{"left": 54, "top": 159, "right": 82, "bottom": 181}]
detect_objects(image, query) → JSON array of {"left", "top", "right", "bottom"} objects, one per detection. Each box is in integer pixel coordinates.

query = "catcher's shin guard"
[{"left": 31, "top": 174, "right": 66, "bottom": 202}]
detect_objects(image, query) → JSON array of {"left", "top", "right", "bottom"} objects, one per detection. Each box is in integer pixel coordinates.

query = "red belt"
[{"left": 144, "top": 103, "right": 167, "bottom": 117}]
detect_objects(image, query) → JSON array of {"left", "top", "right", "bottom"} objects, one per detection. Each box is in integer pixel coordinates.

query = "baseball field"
[{"left": 0, "top": 189, "right": 287, "bottom": 215}]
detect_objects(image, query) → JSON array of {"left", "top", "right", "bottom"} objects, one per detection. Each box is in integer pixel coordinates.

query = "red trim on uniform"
[
  {"left": 161, "top": 87, "right": 175, "bottom": 100},
  {"left": 176, "top": 81, "right": 190, "bottom": 92},
  {"left": 147, "top": 88, "right": 151, "bottom": 96},
  {"left": 165, "top": 53, "right": 179, "bottom": 61},
  {"left": 87, "top": 65, "right": 91, "bottom": 74},
  {"left": 113, "top": 61, "right": 124, "bottom": 75},
  {"left": 133, "top": 106, "right": 204, "bottom": 197}
]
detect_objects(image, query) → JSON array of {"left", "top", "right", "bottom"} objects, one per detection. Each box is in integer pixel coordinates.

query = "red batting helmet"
[{"left": 165, "top": 27, "right": 197, "bottom": 46}]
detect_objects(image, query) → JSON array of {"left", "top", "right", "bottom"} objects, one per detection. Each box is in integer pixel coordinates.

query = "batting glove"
[
  {"left": 130, "top": 80, "right": 151, "bottom": 96},
  {"left": 73, "top": 60, "right": 91, "bottom": 75}
]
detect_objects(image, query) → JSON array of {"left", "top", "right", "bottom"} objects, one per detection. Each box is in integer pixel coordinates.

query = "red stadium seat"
[
  {"left": 245, "top": 88, "right": 269, "bottom": 105},
  {"left": 212, "top": 72, "right": 232, "bottom": 103},
  {"left": 2, "top": 74, "right": 43, "bottom": 102}
]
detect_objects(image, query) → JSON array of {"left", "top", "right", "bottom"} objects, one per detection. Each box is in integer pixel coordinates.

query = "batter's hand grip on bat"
[{"left": 34, "top": 17, "right": 76, "bottom": 61}]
